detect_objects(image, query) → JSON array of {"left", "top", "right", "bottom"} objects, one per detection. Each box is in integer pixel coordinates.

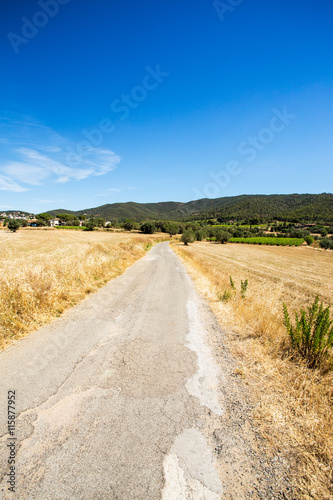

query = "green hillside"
[{"left": 46, "top": 193, "right": 333, "bottom": 223}]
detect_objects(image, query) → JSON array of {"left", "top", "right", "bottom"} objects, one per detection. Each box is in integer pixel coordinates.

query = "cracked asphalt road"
[{"left": 0, "top": 242, "right": 290, "bottom": 499}]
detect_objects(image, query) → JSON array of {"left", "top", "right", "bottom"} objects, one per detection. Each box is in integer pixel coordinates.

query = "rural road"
[{"left": 0, "top": 242, "right": 290, "bottom": 499}]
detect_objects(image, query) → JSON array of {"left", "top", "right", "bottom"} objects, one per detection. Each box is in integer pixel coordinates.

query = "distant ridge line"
[{"left": 44, "top": 193, "right": 333, "bottom": 223}]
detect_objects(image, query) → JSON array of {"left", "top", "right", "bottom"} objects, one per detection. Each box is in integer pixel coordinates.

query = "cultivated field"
[
  {"left": 0, "top": 228, "right": 165, "bottom": 350},
  {"left": 173, "top": 241, "right": 333, "bottom": 499},
  {"left": 179, "top": 241, "right": 333, "bottom": 309}
]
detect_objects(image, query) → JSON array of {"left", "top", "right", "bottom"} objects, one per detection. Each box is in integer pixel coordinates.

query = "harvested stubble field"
[
  {"left": 0, "top": 228, "right": 165, "bottom": 351},
  {"left": 173, "top": 241, "right": 333, "bottom": 499}
]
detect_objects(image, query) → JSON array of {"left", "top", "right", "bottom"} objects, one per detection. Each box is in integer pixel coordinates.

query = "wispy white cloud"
[
  {"left": 0, "top": 114, "right": 120, "bottom": 192},
  {"left": 0, "top": 174, "right": 27, "bottom": 192}
]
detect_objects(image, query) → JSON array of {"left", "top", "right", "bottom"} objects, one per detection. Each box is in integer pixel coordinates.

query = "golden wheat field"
[
  {"left": 173, "top": 241, "right": 333, "bottom": 499},
  {"left": 0, "top": 228, "right": 164, "bottom": 351}
]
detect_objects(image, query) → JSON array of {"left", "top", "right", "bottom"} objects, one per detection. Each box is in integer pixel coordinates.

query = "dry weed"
[
  {"left": 173, "top": 241, "right": 333, "bottom": 499},
  {"left": 0, "top": 230, "right": 163, "bottom": 350}
]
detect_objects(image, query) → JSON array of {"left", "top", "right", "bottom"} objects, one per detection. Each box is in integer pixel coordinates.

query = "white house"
[{"left": 50, "top": 218, "right": 60, "bottom": 227}]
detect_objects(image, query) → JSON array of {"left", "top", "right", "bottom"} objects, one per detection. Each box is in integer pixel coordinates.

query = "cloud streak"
[
  {"left": 0, "top": 114, "right": 121, "bottom": 191},
  {"left": 0, "top": 174, "right": 27, "bottom": 192}
]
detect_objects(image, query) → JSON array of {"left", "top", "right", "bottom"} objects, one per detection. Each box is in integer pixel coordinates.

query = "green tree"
[
  {"left": 37, "top": 212, "right": 52, "bottom": 220},
  {"left": 57, "top": 213, "right": 78, "bottom": 223},
  {"left": 36, "top": 213, "right": 52, "bottom": 226},
  {"left": 84, "top": 220, "right": 96, "bottom": 231},
  {"left": 195, "top": 229, "right": 206, "bottom": 241},
  {"left": 165, "top": 223, "right": 179, "bottom": 236},
  {"left": 216, "top": 230, "right": 231, "bottom": 244},
  {"left": 123, "top": 219, "right": 137, "bottom": 231},
  {"left": 181, "top": 230, "right": 195, "bottom": 245},
  {"left": 140, "top": 222, "right": 156, "bottom": 234},
  {"left": 8, "top": 219, "right": 21, "bottom": 232},
  {"left": 96, "top": 217, "right": 106, "bottom": 228},
  {"left": 21, "top": 219, "right": 28, "bottom": 227}
]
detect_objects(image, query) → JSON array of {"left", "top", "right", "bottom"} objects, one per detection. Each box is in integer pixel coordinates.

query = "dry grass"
[
  {"left": 172, "top": 241, "right": 333, "bottom": 499},
  {"left": 0, "top": 228, "right": 165, "bottom": 350}
]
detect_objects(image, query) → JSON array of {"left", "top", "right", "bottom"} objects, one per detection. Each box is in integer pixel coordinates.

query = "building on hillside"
[
  {"left": 50, "top": 218, "right": 60, "bottom": 227},
  {"left": 28, "top": 219, "right": 39, "bottom": 227}
]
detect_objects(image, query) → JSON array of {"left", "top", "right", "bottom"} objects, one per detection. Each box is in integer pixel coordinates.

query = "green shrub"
[
  {"left": 283, "top": 296, "right": 333, "bottom": 369},
  {"left": 241, "top": 279, "right": 248, "bottom": 298},
  {"left": 319, "top": 238, "right": 333, "bottom": 250},
  {"left": 304, "top": 235, "right": 314, "bottom": 245},
  {"left": 224, "top": 275, "right": 249, "bottom": 299},
  {"left": 229, "top": 275, "right": 236, "bottom": 290},
  {"left": 217, "top": 289, "right": 232, "bottom": 302}
]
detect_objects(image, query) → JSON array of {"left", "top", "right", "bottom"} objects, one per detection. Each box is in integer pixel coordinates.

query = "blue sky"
[{"left": 1, "top": 0, "right": 333, "bottom": 213}]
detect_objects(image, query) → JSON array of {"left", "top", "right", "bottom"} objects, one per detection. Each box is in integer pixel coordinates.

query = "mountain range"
[{"left": 45, "top": 193, "right": 333, "bottom": 223}]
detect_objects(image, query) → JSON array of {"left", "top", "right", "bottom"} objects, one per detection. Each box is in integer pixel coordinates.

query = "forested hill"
[{"left": 47, "top": 193, "right": 333, "bottom": 222}]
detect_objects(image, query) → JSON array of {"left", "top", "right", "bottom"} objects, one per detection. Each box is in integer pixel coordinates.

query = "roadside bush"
[
  {"left": 217, "top": 289, "right": 232, "bottom": 302},
  {"left": 218, "top": 275, "right": 249, "bottom": 302},
  {"left": 181, "top": 230, "right": 195, "bottom": 245},
  {"left": 283, "top": 296, "right": 333, "bottom": 369},
  {"left": 241, "top": 279, "right": 248, "bottom": 298}
]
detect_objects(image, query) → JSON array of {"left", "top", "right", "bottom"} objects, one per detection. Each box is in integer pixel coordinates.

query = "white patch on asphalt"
[
  {"left": 162, "top": 428, "right": 223, "bottom": 499},
  {"left": 185, "top": 299, "right": 223, "bottom": 416}
]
